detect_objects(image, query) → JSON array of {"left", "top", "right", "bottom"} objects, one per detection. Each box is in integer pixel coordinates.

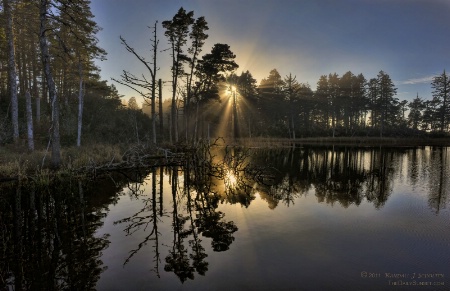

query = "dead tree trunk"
[
  {"left": 39, "top": 0, "right": 61, "bottom": 168},
  {"left": 159, "top": 79, "right": 163, "bottom": 142}
]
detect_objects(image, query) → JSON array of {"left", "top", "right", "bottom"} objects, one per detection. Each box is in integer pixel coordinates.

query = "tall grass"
[{"left": 0, "top": 143, "right": 124, "bottom": 181}]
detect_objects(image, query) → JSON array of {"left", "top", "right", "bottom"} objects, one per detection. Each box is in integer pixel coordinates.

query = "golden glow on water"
[
  {"left": 49, "top": 147, "right": 450, "bottom": 290},
  {"left": 224, "top": 169, "right": 238, "bottom": 189},
  {"left": 96, "top": 147, "right": 450, "bottom": 290}
]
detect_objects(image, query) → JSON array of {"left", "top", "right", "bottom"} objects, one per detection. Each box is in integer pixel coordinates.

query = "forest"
[{"left": 0, "top": 1, "right": 449, "bottom": 175}]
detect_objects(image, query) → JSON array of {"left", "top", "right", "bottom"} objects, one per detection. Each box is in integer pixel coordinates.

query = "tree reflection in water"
[
  {"left": 252, "top": 146, "right": 403, "bottom": 209},
  {"left": 115, "top": 142, "right": 244, "bottom": 282},
  {"left": 0, "top": 176, "right": 116, "bottom": 290},
  {"left": 1, "top": 146, "right": 449, "bottom": 288}
]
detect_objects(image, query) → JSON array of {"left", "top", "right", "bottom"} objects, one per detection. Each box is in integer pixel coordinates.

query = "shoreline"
[
  {"left": 1, "top": 138, "right": 449, "bottom": 183},
  {"left": 236, "top": 137, "right": 450, "bottom": 147}
]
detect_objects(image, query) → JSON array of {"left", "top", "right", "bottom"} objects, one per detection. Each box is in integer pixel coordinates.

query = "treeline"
[
  {"left": 0, "top": 0, "right": 152, "bottom": 168},
  {"left": 228, "top": 68, "right": 450, "bottom": 138}
]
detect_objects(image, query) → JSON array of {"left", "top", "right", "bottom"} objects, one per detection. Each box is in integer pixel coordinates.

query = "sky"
[{"left": 91, "top": 0, "right": 450, "bottom": 105}]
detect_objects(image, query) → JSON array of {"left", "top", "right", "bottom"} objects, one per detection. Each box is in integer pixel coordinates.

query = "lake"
[{"left": 1, "top": 146, "right": 449, "bottom": 290}]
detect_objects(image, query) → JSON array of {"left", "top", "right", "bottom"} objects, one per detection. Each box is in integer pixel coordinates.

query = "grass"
[
  {"left": 2, "top": 136, "right": 450, "bottom": 182},
  {"left": 0, "top": 143, "right": 125, "bottom": 182}
]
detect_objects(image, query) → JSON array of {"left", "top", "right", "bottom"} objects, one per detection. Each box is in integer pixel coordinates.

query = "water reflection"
[
  {"left": 0, "top": 146, "right": 449, "bottom": 289},
  {"left": 0, "top": 177, "right": 119, "bottom": 290},
  {"left": 427, "top": 147, "right": 449, "bottom": 213},
  {"left": 251, "top": 146, "right": 449, "bottom": 211},
  {"left": 114, "top": 153, "right": 241, "bottom": 282}
]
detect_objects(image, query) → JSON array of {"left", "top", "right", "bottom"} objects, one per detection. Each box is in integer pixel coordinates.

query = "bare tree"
[
  {"left": 39, "top": 0, "right": 61, "bottom": 167},
  {"left": 113, "top": 21, "right": 159, "bottom": 144}
]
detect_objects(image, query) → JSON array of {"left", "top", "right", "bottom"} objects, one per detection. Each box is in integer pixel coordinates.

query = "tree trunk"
[
  {"left": 171, "top": 100, "right": 176, "bottom": 143},
  {"left": 77, "top": 62, "right": 84, "bottom": 147},
  {"left": 152, "top": 95, "right": 157, "bottom": 144},
  {"left": 159, "top": 79, "right": 163, "bottom": 142},
  {"left": 3, "top": 0, "right": 19, "bottom": 142},
  {"left": 151, "top": 23, "right": 158, "bottom": 144},
  {"left": 194, "top": 101, "right": 199, "bottom": 141},
  {"left": 31, "top": 40, "right": 41, "bottom": 125},
  {"left": 169, "top": 113, "right": 172, "bottom": 143},
  {"left": 442, "top": 75, "right": 447, "bottom": 133},
  {"left": 40, "top": 0, "right": 61, "bottom": 168},
  {"left": 291, "top": 114, "right": 296, "bottom": 139},
  {"left": 25, "top": 91, "right": 34, "bottom": 151}
]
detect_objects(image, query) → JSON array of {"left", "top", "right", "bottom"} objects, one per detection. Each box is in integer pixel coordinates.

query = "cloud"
[{"left": 400, "top": 75, "right": 435, "bottom": 85}]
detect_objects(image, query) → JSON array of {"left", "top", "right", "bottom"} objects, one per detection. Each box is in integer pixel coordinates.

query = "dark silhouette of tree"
[
  {"left": 428, "top": 147, "right": 449, "bottom": 213},
  {"left": 374, "top": 71, "right": 398, "bottom": 137},
  {"left": 422, "top": 99, "right": 440, "bottom": 132},
  {"left": 338, "top": 72, "right": 368, "bottom": 134},
  {"left": 192, "top": 43, "right": 238, "bottom": 138},
  {"left": 314, "top": 75, "right": 331, "bottom": 132},
  {"left": 184, "top": 16, "right": 209, "bottom": 140},
  {"left": 113, "top": 21, "right": 159, "bottom": 143},
  {"left": 431, "top": 70, "right": 450, "bottom": 133},
  {"left": 162, "top": 7, "right": 194, "bottom": 143},
  {"left": 0, "top": 178, "right": 113, "bottom": 290},
  {"left": 328, "top": 73, "right": 340, "bottom": 137},
  {"left": 259, "top": 68, "right": 284, "bottom": 94},
  {"left": 408, "top": 94, "right": 425, "bottom": 131},
  {"left": 237, "top": 70, "right": 257, "bottom": 97},
  {"left": 282, "top": 73, "right": 301, "bottom": 139}
]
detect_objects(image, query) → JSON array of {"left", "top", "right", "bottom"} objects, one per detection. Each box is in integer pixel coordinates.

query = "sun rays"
[{"left": 212, "top": 83, "right": 262, "bottom": 142}]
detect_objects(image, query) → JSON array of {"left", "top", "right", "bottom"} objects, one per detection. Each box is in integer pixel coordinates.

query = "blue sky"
[{"left": 91, "top": 0, "right": 450, "bottom": 104}]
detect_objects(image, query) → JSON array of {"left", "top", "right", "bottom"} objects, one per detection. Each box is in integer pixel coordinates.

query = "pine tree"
[
  {"left": 431, "top": 70, "right": 450, "bottom": 133},
  {"left": 162, "top": 7, "right": 194, "bottom": 143},
  {"left": 408, "top": 94, "right": 425, "bottom": 130}
]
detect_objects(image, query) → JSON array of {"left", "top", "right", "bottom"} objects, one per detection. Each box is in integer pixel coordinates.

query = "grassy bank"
[
  {"left": 2, "top": 136, "right": 449, "bottom": 182},
  {"left": 0, "top": 143, "right": 124, "bottom": 182},
  {"left": 0, "top": 141, "right": 193, "bottom": 183}
]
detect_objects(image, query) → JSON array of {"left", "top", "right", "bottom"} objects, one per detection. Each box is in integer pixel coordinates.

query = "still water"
[{"left": 1, "top": 146, "right": 449, "bottom": 290}]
